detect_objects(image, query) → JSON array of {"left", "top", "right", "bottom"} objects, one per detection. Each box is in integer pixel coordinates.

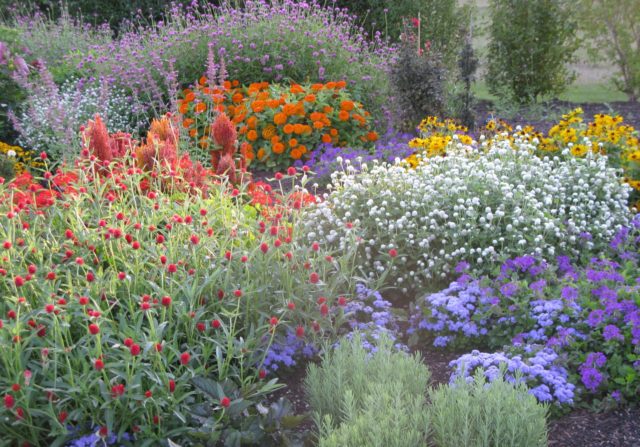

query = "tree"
[
  {"left": 486, "top": 0, "right": 578, "bottom": 104},
  {"left": 578, "top": 0, "right": 640, "bottom": 102}
]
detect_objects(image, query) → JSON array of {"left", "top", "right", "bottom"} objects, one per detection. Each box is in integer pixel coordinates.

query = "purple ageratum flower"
[
  {"left": 611, "top": 390, "right": 621, "bottom": 401},
  {"left": 587, "top": 309, "right": 605, "bottom": 327},
  {"left": 499, "top": 282, "right": 519, "bottom": 297},
  {"left": 584, "top": 352, "right": 607, "bottom": 368},
  {"left": 529, "top": 279, "right": 546, "bottom": 293},
  {"left": 561, "top": 286, "right": 579, "bottom": 301},
  {"left": 602, "top": 324, "right": 624, "bottom": 342},
  {"left": 580, "top": 367, "right": 603, "bottom": 392},
  {"left": 455, "top": 261, "right": 470, "bottom": 273}
]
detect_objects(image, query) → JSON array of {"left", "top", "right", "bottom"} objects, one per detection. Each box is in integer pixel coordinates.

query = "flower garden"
[{"left": 0, "top": 1, "right": 639, "bottom": 446}]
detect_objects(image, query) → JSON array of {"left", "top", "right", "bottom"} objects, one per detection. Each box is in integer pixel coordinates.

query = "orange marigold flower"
[
  {"left": 194, "top": 102, "right": 207, "bottom": 113},
  {"left": 338, "top": 110, "right": 350, "bottom": 121},
  {"left": 283, "top": 124, "right": 294, "bottom": 134},
  {"left": 247, "top": 130, "right": 258, "bottom": 141},
  {"left": 182, "top": 118, "right": 195, "bottom": 129},
  {"left": 247, "top": 116, "right": 258, "bottom": 129},
  {"left": 273, "top": 142, "right": 285, "bottom": 154},
  {"left": 304, "top": 94, "right": 316, "bottom": 103},
  {"left": 313, "top": 121, "right": 324, "bottom": 129},
  {"left": 336, "top": 80, "right": 347, "bottom": 89},
  {"left": 311, "top": 83, "right": 324, "bottom": 91},
  {"left": 232, "top": 80, "right": 240, "bottom": 87},
  {"left": 267, "top": 99, "right": 280, "bottom": 108},
  {"left": 367, "top": 131, "right": 379, "bottom": 142},
  {"left": 293, "top": 124, "right": 305, "bottom": 134},
  {"left": 251, "top": 101, "right": 265, "bottom": 113},
  {"left": 290, "top": 84, "right": 305, "bottom": 94},
  {"left": 184, "top": 92, "right": 196, "bottom": 102},
  {"left": 290, "top": 148, "right": 302, "bottom": 159},
  {"left": 262, "top": 125, "right": 277, "bottom": 139},
  {"left": 257, "top": 148, "right": 266, "bottom": 160},
  {"left": 274, "top": 113, "right": 287, "bottom": 126},
  {"left": 321, "top": 134, "right": 332, "bottom": 144},
  {"left": 323, "top": 106, "right": 334, "bottom": 114},
  {"left": 298, "top": 145, "right": 307, "bottom": 154},
  {"left": 340, "top": 100, "right": 355, "bottom": 112},
  {"left": 270, "top": 135, "right": 280, "bottom": 145},
  {"left": 189, "top": 128, "right": 198, "bottom": 138},
  {"left": 179, "top": 102, "right": 189, "bottom": 114},
  {"left": 223, "top": 81, "right": 232, "bottom": 90},
  {"left": 325, "top": 81, "right": 337, "bottom": 89},
  {"left": 199, "top": 76, "right": 208, "bottom": 86},
  {"left": 232, "top": 93, "right": 244, "bottom": 103},
  {"left": 330, "top": 128, "right": 339, "bottom": 137},
  {"left": 289, "top": 138, "right": 298, "bottom": 148}
]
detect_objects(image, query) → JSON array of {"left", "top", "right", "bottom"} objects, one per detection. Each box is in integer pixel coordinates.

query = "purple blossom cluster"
[
  {"left": 66, "top": 427, "right": 134, "bottom": 447},
  {"left": 68, "top": 0, "right": 396, "bottom": 119},
  {"left": 263, "top": 283, "right": 405, "bottom": 371},
  {"left": 295, "top": 131, "right": 415, "bottom": 182},
  {"left": 449, "top": 348, "right": 575, "bottom": 404},
  {"left": 412, "top": 214, "right": 640, "bottom": 405}
]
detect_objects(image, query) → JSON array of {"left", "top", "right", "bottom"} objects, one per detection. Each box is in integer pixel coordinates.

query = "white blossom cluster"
[
  {"left": 304, "top": 139, "right": 632, "bottom": 293},
  {"left": 16, "top": 78, "right": 135, "bottom": 161}
]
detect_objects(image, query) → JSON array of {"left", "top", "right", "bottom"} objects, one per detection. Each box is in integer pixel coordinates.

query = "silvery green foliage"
[
  {"left": 430, "top": 370, "right": 548, "bottom": 447},
  {"left": 304, "top": 140, "right": 631, "bottom": 293},
  {"left": 14, "top": 76, "right": 134, "bottom": 161}
]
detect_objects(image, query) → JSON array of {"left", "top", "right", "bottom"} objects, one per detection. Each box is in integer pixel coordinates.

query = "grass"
[{"left": 472, "top": 81, "right": 630, "bottom": 104}]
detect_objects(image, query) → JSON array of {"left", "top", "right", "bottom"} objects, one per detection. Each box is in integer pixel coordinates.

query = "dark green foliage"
[
  {"left": 390, "top": 28, "right": 446, "bottom": 130},
  {"left": 454, "top": 37, "right": 478, "bottom": 129},
  {"left": 0, "top": 25, "right": 24, "bottom": 144},
  {"left": 332, "top": 0, "right": 468, "bottom": 66},
  {"left": 486, "top": 0, "right": 578, "bottom": 104}
]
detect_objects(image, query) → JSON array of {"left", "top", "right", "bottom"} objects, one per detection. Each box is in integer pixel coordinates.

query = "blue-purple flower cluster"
[
  {"left": 66, "top": 427, "right": 133, "bottom": 447},
  {"left": 449, "top": 348, "right": 575, "bottom": 404},
  {"left": 263, "top": 283, "right": 405, "bottom": 371},
  {"left": 411, "top": 215, "right": 640, "bottom": 406}
]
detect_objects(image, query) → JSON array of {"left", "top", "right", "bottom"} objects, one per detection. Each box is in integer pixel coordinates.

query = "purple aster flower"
[
  {"left": 602, "top": 324, "right": 624, "bottom": 341},
  {"left": 580, "top": 367, "right": 603, "bottom": 392},
  {"left": 500, "top": 282, "right": 519, "bottom": 297}
]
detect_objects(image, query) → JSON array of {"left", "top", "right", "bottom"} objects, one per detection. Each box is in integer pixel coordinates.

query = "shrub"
[
  {"left": 486, "top": 0, "right": 578, "bottom": 104},
  {"left": 306, "top": 142, "right": 631, "bottom": 294},
  {"left": 304, "top": 333, "right": 430, "bottom": 429},
  {"left": 430, "top": 371, "right": 548, "bottom": 447},
  {"left": 10, "top": 67, "right": 136, "bottom": 163},
  {"left": 317, "top": 382, "right": 429, "bottom": 447},
  {"left": 577, "top": 0, "right": 640, "bottom": 102},
  {"left": 0, "top": 139, "right": 361, "bottom": 445},
  {"left": 178, "top": 79, "right": 379, "bottom": 169},
  {"left": 389, "top": 22, "right": 446, "bottom": 129}
]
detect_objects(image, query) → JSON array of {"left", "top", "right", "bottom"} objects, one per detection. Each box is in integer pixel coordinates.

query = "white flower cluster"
[
  {"left": 304, "top": 139, "right": 632, "bottom": 293},
  {"left": 17, "top": 78, "right": 135, "bottom": 161}
]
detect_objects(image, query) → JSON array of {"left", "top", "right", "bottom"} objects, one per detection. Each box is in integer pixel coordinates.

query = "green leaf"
[{"left": 191, "top": 376, "right": 220, "bottom": 400}]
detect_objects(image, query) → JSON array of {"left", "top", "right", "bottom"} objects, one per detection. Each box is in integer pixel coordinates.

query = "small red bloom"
[
  {"left": 260, "top": 242, "right": 269, "bottom": 254},
  {"left": 130, "top": 344, "right": 141, "bottom": 356},
  {"left": 388, "top": 248, "right": 398, "bottom": 258},
  {"left": 156, "top": 234, "right": 165, "bottom": 244},
  {"left": 320, "top": 304, "right": 329, "bottom": 316},
  {"left": 99, "top": 426, "right": 108, "bottom": 437},
  {"left": 259, "top": 369, "right": 267, "bottom": 379},
  {"left": 309, "top": 272, "right": 319, "bottom": 284},
  {"left": 117, "top": 272, "right": 126, "bottom": 280},
  {"left": 79, "top": 296, "right": 89, "bottom": 305},
  {"left": 145, "top": 390, "right": 153, "bottom": 398},
  {"left": 196, "top": 322, "right": 206, "bottom": 332},
  {"left": 155, "top": 343, "right": 163, "bottom": 352},
  {"left": 180, "top": 352, "right": 191, "bottom": 365},
  {"left": 161, "top": 296, "right": 172, "bottom": 307},
  {"left": 11, "top": 384, "right": 20, "bottom": 392},
  {"left": 2, "top": 241, "right": 11, "bottom": 249},
  {"left": 287, "top": 302, "right": 296, "bottom": 310},
  {"left": 5, "top": 394, "right": 15, "bottom": 409},
  {"left": 274, "top": 172, "right": 283, "bottom": 180},
  {"left": 269, "top": 316, "right": 278, "bottom": 326},
  {"left": 88, "top": 324, "right": 100, "bottom": 335},
  {"left": 86, "top": 272, "right": 95, "bottom": 282},
  {"left": 123, "top": 337, "right": 134, "bottom": 347},
  {"left": 167, "top": 263, "right": 177, "bottom": 273},
  {"left": 169, "top": 379, "right": 176, "bottom": 393},
  {"left": 153, "top": 415, "right": 160, "bottom": 424},
  {"left": 234, "top": 289, "right": 242, "bottom": 298},
  {"left": 46, "top": 272, "right": 56, "bottom": 281},
  {"left": 45, "top": 304, "right": 55, "bottom": 313},
  {"left": 190, "top": 234, "right": 199, "bottom": 245},
  {"left": 27, "top": 265, "right": 37, "bottom": 274},
  {"left": 14, "top": 276, "right": 25, "bottom": 287},
  {"left": 338, "top": 296, "right": 347, "bottom": 306},
  {"left": 131, "top": 241, "right": 140, "bottom": 250},
  {"left": 58, "top": 411, "right": 68, "bottom": 423},
  {"left": 220, "top": 396, "right": 231, "bottom": 408},
  {"left": 211, "top": 319, "right": 221, "bottom": 329},
  {"left": 94, "top": 358, "right": 105, "bottom": 370}
]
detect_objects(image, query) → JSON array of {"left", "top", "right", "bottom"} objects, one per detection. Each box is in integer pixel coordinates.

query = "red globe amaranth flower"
[
  {"left": 320, "top": 304, "right": 329, "bottom": 316},
  {"left": 196, "top": 322, "right": 206, "bottom": 332},
  {"left": 123, "top": 338, "right": 134, "bottom": 347},
  {"left": 145, "top": 390, "right": 153, "bottom": 399},
  {"left": 111, "top": 383, "right": 125, "bottom": 397},
  {"left": 161, "top": 296, "right": 172, "bottom": 307},
  {"left": 155, "top": 343, "right": 163, "bottom": 352},
  {"left": 153, "top": 415, "right": 160, "bottom": 424},
  {"left": 4, "top": 394, "right": 14, "bottom": 409},
  {"left": 94, "top": 358, "right": 105, "bottom": 370},
  {"left": 388, "top": 248, "right": 398, "bottom": 258},
  {"left": 167, "top": 263, "right": 177, "bottom": 273},
  {"left": 190, "top": 234, "right": 199, "bottom": 245},
  {"left": 259, "top": 369, "right": 267, "bottom": 379},
  {"left": 130, "top": 344, "right": 141, "bottom": 356},
  {"left": 296, "top": 325, "right": 305, "bottom": 338},
  {"left": 260, "top": 242, "right": 269, "bottom": 254},
  {"left": 99, "top": 426, "right": 108, "bottom": 438},
  {"left": 309, "top": 272, "right": 319, "bottom": 284},
  {"left": 11, "top": 384, "right": 20, "bottom": 392},
  {"left": 46, "top": 272, "right": 56, "bottom": 281},
  {"left": 338, "top": 296, "right": 347, "bottom": 306},
  {"left": 86, "top": 272, "right": 95, "bottom": 282},
  {"left": 168, "top": 379, "right": 176, "bottom": 393},
  {"left": 180, "top": 352, "right": 191, "bottom": 365},
  {"left": 220, "top": 396, "right": 231, "bottom": 408},
  {"left": 15, "top": 407, "right": 24, "bottom": 419},
  {"left": 14, "top": 276, "right": 25, "bottom": 287},
  {"left": 211, "top": 319, "right": 221, "bottom": 329},
  {"left": 287, "top": 302, "right": 296, "bottom": 310},
  {"left": 234, "top": 289, "right": 242, "bottom": 298},
  {"left": 88, "top": 324, "right": 100, "bottom": 335},
  {"left": 79, "top": 296, "right": 89, "bottom": 306},
  {"left": 58, "top": 411, "right": 68, "bottom": 423},
  {"left": 269, "top": 317, "right": 279, "bottom": 326}
]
